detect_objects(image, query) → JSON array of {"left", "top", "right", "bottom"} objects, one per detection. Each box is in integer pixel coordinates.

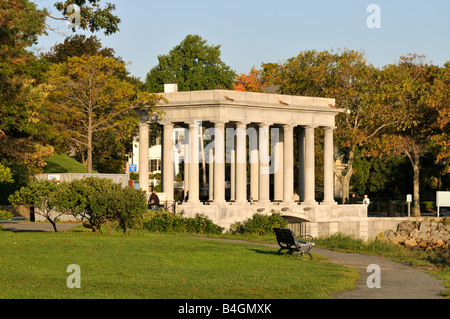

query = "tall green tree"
[{"left": 145, "top": 34, "right": 236, "bottom": 92}]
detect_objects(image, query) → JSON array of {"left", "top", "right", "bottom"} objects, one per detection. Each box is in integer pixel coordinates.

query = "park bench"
[{"left": 273, "top": 227, "right": 315, "bottom": 260}]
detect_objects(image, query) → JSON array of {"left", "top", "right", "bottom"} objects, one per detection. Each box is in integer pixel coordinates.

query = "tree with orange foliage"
[{"left": 233, "top": 67, "right": 267, "bottom": 92}]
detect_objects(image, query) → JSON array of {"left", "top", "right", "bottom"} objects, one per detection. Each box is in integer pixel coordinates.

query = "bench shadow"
[{"left": 248, "top": 248, "right": 282, "bottom": 256}]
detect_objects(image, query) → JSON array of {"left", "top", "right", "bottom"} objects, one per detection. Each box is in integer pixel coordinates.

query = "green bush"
[
  {"left": 0, "top": 210, "right": 13, "bottom": 220},
  {"left": 133, "top": 210, "right": 224, "bottom": 234},
  {"left": 228, "top": 212, "right": 288, "bottom": 235}
]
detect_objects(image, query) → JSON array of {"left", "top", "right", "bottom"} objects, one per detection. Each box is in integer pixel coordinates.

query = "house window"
[{"left": 149, "top": 159, "right": 161, "bottom": 173}]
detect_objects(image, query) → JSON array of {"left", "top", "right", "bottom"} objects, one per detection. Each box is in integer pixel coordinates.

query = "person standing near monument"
[
  {"left": 362, "top": 194, "right": 370, "bottom": 205},
  {"left": 149, "top": 190, "right": 160, "bottom": 210}
]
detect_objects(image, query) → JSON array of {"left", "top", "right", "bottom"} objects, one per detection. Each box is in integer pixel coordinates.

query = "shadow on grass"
[{"left": 248, "top": 248, "right": 284, "bottom": 256}]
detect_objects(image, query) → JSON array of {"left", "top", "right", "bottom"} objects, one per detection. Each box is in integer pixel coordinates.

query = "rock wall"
[{"left": 378, "top": 219, "right": 450, "bottom": 252}]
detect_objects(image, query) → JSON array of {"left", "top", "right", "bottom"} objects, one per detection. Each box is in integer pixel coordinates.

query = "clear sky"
[{"left": 34, "top": 0, "right": 450, "bottom": 81}]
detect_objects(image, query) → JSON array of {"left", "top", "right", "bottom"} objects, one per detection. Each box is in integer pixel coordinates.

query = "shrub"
[
  {"left": 134, "top": 210, "right": 224, "bottom": 234},
  {"left": 0, "top": 210, "right": 13, "bottom": 220},
  {"left": 228, "top": 212, "right": 288, "bottom": 235}
]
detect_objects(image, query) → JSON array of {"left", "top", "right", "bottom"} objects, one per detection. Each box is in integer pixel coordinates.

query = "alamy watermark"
[
  {"left": 67, "top": 4, "right": 81, "bottom": 29},
  {"left": 170, "top": 121, "right": 280, "bottom": 174},
  {"left": 366, "top": 264, "right": 381, "bottom": 288},
  {"left": 366, "top": 4, "right": 381, "bottom": 29},
  {"left": 66, "top": 264, "right": 81, "bottom": 289}
]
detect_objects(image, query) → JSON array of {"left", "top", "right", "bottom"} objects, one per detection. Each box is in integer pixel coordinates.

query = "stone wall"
[{"left": 378, "top": 219, "right": 450, "bottom": 251}]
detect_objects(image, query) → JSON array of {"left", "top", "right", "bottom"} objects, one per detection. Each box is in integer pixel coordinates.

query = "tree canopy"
[{"left": 145, "top": 34, "right": 236, "bottom": 93}]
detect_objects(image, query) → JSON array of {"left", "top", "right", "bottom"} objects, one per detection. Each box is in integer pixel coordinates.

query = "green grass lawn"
[
  {"left": 0, "top": 227, "right": 359, "bottom": 299},
  {"left": 43, "top": 154, "right": 90, "bottom": 173}
]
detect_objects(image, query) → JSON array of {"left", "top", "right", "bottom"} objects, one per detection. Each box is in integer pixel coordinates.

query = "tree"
[
  {"left": 264, "top": 49, "right": 402, "bottom": 202},
  {"left": 375, "top": 54, "right": 440, "bottom": 216},
  {"left": 2, "top": 0, "right": 121, "bottom": 35},
  {"left": 233, "top": 66, "right": 267, "bottom": 92},
  {"left": 145, "top": 34, "right": 236, "bottom": 92},
  {"left": 0, "top": 0, "right": 121, "bottom": 200},
  {"left": 41, "top": 34, "right": 138, "bottom": 172},
  {"left": 9, "top": 180, "right": 61, "bottom": 231},
  {"left": 41, "top": 34, "right": 118, "bottom": 64},
  {"left": 430, "top": 62, "right": 450, "bottom": 164},
  {"left": 46, "top": 55, "right": 164, "bottom": 173},
  {"left": 56, "top": 177, "right": 147, "bottom": 233}
]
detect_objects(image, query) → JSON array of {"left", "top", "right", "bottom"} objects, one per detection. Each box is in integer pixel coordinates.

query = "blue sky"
[{"left": 34, "top": 0, "right": 450, "bottom": 81}]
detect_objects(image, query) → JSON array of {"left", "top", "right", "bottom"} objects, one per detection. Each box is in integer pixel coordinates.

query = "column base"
[
  {"left": 256, "top": 199, "right": 271, "bottom": 205},
  {"left": 301, "top": 200, "right": 318, "bottom": 207},
  {"left": 281, "top": 200, "right": 295, "bottom": 206},
  {"left": 320, "top": 200, "right": 337, "bottom": 206}
]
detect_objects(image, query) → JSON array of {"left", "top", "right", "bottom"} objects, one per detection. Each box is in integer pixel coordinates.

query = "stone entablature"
[{"left": 157, "top": 89, "right": 340, "bottom": 128}]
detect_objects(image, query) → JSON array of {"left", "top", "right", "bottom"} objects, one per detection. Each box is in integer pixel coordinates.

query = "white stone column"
[
  {"left": 283, "top": 124, "right": 294, "bottom": 203},
  {"left": 162, "top": 122, "right": 174, "bottom": 203},
  {"left": 213, "top": 121, "right": 226, "bottom": 204},
  {"left": 208, "top": 148, "right": 214, "bottom": 201},
  {"left": 258, "top": 122, "right": 271, "bottom": 204},
  {"left": 274, "top": 127, "right": 284, "bottom": 201},
  {"left": 303, "top": 125, "right": 316, "bottom": 205},
  {"left": 298, "top": 128, "right": 305, "bottom": 201},
  {"left": 230, "top": 138, "right": 236, "bottom": 202},
  {"left": 322, "top": 126, "right": 336, "bottom": 205},
  {"left": 235, "top": 122, "right": 247, "bottom": 203},
  {"left": 184, "top": 128, "right": 189, "bottom": 196},
  {"left": 249, "top": 125, "right": 259, "bottom": 201},
  {"left": 138, "top": 122, "right": 149, "bottom": 194},
  {"left": 188, "top": 121, "right": 200, "bottom": 203}
]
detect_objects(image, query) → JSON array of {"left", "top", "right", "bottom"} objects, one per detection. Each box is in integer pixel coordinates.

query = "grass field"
[
  {"left": 43, "top": 154, "right": 90, "bottom": 173},
  {"left": 0, "top": 227, "right": 359, "bottom": 299}
]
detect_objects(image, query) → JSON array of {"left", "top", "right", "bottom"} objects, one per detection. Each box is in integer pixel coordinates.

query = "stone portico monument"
[{"left": 138, "top": 84, "right": 370, "bottom": 239}]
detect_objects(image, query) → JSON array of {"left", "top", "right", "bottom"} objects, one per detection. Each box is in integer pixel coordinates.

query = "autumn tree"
[
  {"left": 233, "top": 66, "right": 267, "bottom": 92},
  {"left": 374, "top": 54, "right": 442, "bottom": 216},
  {"left": 264, "top": 49, "right": 402, "bottom": 202},
  {"left": 145, "top": 34, "right": 236, "bottom": 93},
  {"left": 430, "top": 62, "right": 450, "bottom": 164},
  {"left": 46, "top": 55, "right": 164, "bottom": 173},
  {"left": 41, "top": 34, "right": 140, "bottom": 172}
]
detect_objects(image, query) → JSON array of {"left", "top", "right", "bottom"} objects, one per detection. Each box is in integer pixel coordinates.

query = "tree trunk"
[
  {"left": 341, "top": 148, "right": 356, "bottom": 204},
  {"left": 412, "top": 153, "right": 421, "bottom": 217},
  {"left": 87, "top": 111, "right": 93, "bottom": 173},
  {"left": 46, "top": 216, "right": 58, "bottom": 232}
]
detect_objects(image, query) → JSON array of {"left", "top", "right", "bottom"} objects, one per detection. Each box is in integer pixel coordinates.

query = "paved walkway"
[
  {"left": 0, "top": 221, "right": 81, "bottom": 233},
  {"left": 1, "top": 222, "right": 446, "bottom": 299}
]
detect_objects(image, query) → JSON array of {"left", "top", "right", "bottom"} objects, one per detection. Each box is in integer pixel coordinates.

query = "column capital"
[
  {"left": 282, "top": 123, "right": 295, "bottom": 130},
  {"left": 235, "top": 121, "right": 249, "bottom": 127},
  {"left": 323, "top": 126, "right": 336, "bottom": 131},
  {"left": 160, "top": 121, "right": 174, "bottom": 127},
  {"left": 213, "top": 120, "right": 227, "bottom": 126},
  {"left": 187, "top": 120, "right": 204, "bottom": 126},
  {"left": 259, "top": 122, "right": 272, "bottom": 127}
]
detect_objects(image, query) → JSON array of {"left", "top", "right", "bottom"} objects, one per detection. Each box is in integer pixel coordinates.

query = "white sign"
[
  {"left": 436, "top": 191, "right": 450, "bottom": 217},
  {"left": 406, "top": 194, "right": 412, "bottom": 203}
]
